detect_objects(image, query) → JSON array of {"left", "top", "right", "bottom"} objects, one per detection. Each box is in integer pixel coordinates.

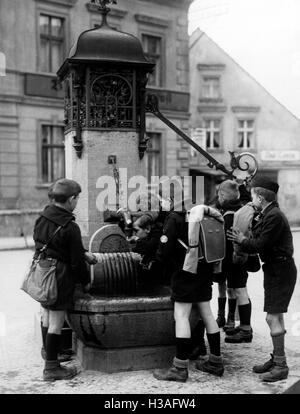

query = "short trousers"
[
  {"left": 171, "top": 262, "right": 213, "bottom": 303},
  {"left": 212, "top": 265, "right": 248, "bottom": 289},
  {"left": 263, "top": 259, "right": 297, "bottom": 313}
]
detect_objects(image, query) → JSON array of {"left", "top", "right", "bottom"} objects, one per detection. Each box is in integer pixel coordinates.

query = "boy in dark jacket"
[
  {"left": 153, "top": 197, "right": 224, "bottom": 382},
  {"left": 34, "top": 178, "right": 94, "bottom": 381},
  {"left": 131, "top": 212, "right": 169, "bottom": 292},
  {"left": 228, "top": 178, "right": 297, "bottom": 382}
]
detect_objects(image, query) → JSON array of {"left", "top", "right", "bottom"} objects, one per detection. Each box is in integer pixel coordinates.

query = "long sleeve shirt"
[{"left": 240, "top": 202, "right": 294, "bottom": 263}]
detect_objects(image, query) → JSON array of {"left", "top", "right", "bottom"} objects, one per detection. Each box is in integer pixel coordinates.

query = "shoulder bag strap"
[{"left": 39, "top": 217, "right": 73, "bottom": 254}]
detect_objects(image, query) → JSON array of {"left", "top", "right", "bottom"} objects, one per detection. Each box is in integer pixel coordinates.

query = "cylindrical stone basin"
[{"left": 67, "top": 292, "right": 175, "bottom": 349}]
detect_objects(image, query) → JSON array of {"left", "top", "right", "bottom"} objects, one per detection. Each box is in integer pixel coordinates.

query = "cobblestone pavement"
[{"left": 1, "top": 234, "right": 300, "bottom": 394}]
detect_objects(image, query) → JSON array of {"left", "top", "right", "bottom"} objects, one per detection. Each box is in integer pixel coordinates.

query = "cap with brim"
[
  {"left": 251, "top": 177, "right": 279, "bottom": 194},
  {"left": 52, "top": 179, "right": 82, "bottom": 198}
]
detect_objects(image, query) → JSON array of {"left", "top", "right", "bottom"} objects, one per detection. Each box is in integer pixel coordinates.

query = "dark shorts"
[
  {"left": 213, "top": 265, "right": 248, "bottom": 289},
  {"left": 263, "top": 258, "right": 297, "bottom": 314},
  {"left": 171, "top": 262, "right": 213, "bottom": 303}
]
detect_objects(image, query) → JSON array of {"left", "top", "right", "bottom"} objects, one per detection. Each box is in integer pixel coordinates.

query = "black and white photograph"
[{"left": 0, "top": 0, "right": 300, "bottom": 399}]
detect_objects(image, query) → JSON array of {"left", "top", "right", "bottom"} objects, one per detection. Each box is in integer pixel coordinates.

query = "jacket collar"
[
  {"left": 40, "top": 204, "right": 75, "bottom": 226},
  {"left": 258, "top": 201, "right": 278, "bottom": 219}
]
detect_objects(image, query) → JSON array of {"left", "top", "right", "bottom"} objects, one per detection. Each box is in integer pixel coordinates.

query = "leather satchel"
[
  {"left": 21, "top": 257, "right": 58, "bottom": 306},
  {"left": 20, "top": 219, "right": 71, "bottom": 306}
]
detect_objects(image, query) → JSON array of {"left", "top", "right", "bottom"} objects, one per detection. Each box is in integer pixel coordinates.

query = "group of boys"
[
  {"left": 36, "top": 176, "right": 297, "bottom": 384},
  {"left": 131, "top": 177, "right": 297, "bottom": 383}
]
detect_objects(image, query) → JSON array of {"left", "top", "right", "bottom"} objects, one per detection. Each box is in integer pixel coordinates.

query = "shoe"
[
  {"left": 225, "top": 328, "right": 253, "bottom": 343},
  {"left": 223, "top": 316, "right": 235, "bottom": 333},
  {"left": 253, "top": 354, "right": 275, "bottom": 374},
  {"left": 43, "top": 360, "right": 77, "bottom": 382},
  {"left": 260, "top": 358, "right": 289, "bottom": 382},
  {"left": 189, "top": 341, "right": 207, "bottom": 360},
  {"left": 41, "top": 347, "right": 73, "bottom": 363},
  {"left": 224, "top": 325, "right": 239, "bottom": 336},
  {"left": 153, "top": 357, "right": 188, "bottom": 382},
  {"left": 195, "top": 355, "right": 224, "bottom": 377},
  {"left": 216, "top": 315, "right": 226, "bottom": 328}
]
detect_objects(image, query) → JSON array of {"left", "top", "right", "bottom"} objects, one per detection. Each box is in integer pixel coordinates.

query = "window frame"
[
  {"left": 203, "top": 117, "right": 223, "bottom": 151},
  {"left": 144, "top": 131, "right": 163, "bottom": 183},
  {"left": 36, "top": 4, "right": 70, "bottom": 74},
  {"left": 201, "top": 75, "right": 221, "bottom": 99},
  {"left": 37, "top": 120, "right": 65, "bottom": 185},
  {"left": 236, "top": 117, "right": 256, "bottom": 150},
  {"left": 140, "top": 30, "right": 166, "bottom": 88}
]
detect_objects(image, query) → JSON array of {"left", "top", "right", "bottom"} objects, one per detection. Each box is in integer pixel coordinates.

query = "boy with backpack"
[{"left": 153, "top": 199, "right": 225, "bottom": 382}]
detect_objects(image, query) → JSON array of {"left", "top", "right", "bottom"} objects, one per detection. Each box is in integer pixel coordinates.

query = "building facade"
[
  {"left": 189, "top": 29, "right": 300, "bottom": 224},
  {"left": 0, "top": 0, "right": 192, "bottom": 236}
]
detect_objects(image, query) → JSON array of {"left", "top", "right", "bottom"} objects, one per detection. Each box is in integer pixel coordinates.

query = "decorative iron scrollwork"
[
  {"left": 90, "top": 74, "right": 134, "bottom": 128},
  {"left": 229, "top": 151, "right": 258, "bottom": 183},
  {"left": 90, "top": 0, "right": 117, "bottom": 10}
]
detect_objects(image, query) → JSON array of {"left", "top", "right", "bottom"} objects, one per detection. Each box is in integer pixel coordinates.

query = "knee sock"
[
  {"left": 175, "top": 338, "right": 191, "bottom": 361},
  {"left": 271, "top": 331, "right": 286, "bottom": 357},
  {"left": 228, "top": 298, "right": 237, "bottom": 319},
  {"left": 191, "top": 319, "right": 205, "bottom": 345},
  {"left": 41, "top": 322, "right": 48, "bottom": 350},
  {"left": 238, "top": 302, "right": 251, "bottom": 329},
  {"left": 45, "top": 333, "right": 61, "bottom": 361},
  {"left": 206, "top": 332, "right": 221, "bottom": 357},
  {"left": 218, "top": 298, "right": 226, "bottom": 316}
]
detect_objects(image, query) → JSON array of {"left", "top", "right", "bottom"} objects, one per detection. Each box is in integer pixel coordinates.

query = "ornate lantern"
[{"left": 57, "top": 0, "right": 154, "bottom": 159}]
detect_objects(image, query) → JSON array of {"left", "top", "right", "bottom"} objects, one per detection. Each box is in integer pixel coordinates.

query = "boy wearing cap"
[
  {"left": 228, "top": 178, "right": 297, "bottom": 382},
  {"left": 34, "top": 178, "right": 95, "bottom": 381}
]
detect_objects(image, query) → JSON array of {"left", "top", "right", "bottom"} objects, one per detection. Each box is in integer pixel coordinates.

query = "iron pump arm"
[
  {"left": 146, "top": 94, "right": 234, "bottom": 178},
  {"left": 145, "top": 93, "right": 259, "bottom": 181}
]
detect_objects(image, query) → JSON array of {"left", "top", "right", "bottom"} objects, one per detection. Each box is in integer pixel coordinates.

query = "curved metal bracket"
[{"left": 229, "top": 151, "right": 258, "bottom": 183}]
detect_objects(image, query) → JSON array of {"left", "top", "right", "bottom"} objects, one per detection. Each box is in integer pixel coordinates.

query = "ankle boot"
[
  {"left": 195, "top": 354, "right": 224, "bottom": 377},
  {"left": 260, "top": 356, "right": 289, "bottom": 382},
  {"left": 225, "top": 327, "right": 253, "bottom": 343},
  {"left": 153, "top": 357, "right": 188, "bottom": 382},
  {"left": 43, "top": 360, "right": 77, "bottom": 382},
  {"left": 253, "top": 354, "right": 275, "bottom": 374}
]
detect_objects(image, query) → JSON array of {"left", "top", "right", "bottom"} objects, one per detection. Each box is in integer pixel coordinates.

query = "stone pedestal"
[
  {"left": 67, "top": 293, "right": 198, "bottom": 373},
  {"left": 76, "top": 340, "right": 176, "bottom": 373}
]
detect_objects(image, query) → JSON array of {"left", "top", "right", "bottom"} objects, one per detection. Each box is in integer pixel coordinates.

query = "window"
[
  {"left": 237, "top": 120, "right": 254, "bottom": 149},
  {"left": 39, "top": 14, "right": 65, "bottom": 73},
  {"left": 142, "top": 34, "right": 163, "bottom": 86},
  {"left": 41, "top": 125, "right": 65, "bottom": 183},
  {"left": 202, "top": 77, "right": 221, "bottom": 99},
  {"left": 145, "top": 132, "right": 162, "bottom": 183},
  {"left": 204, "top": 119, "right": 221, "bottom": 149}
]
